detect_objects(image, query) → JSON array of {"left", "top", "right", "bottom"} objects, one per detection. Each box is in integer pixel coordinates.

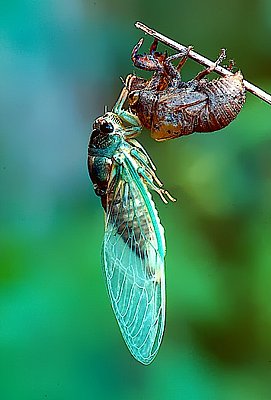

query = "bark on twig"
[{"left": 135, "top": 22, "right": 271, "bottom": 106}]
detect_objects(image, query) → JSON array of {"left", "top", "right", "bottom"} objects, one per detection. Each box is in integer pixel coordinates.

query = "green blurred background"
[{"left": 1, "top": 0, "right": 271, "bottom": 399}]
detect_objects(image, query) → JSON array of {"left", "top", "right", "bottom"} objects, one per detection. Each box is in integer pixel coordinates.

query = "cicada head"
[
  {"left": 90, "top": 113, "right": 123, "bottom": 150},
  {"left": 88, "top": 113, "right": 123, "bottom": 200}
]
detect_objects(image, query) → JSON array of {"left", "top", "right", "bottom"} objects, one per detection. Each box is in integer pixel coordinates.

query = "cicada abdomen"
[{"left": 194, "top": 71, "right": 245, "bottom": 133}]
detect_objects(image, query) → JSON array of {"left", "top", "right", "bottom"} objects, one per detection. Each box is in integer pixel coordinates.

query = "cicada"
[
  {"left": 128, "top": 38, "right": 246, "bottom": 141},
  {"left": 87, "top": 83, "right": 175, "bottom": 364}
]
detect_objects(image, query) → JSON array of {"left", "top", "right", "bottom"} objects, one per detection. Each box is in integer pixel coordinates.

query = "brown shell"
[
  {"left": 128, "top": 40, "right": 246, "bottom": 141},
  {"left": 129, "top": 71, "right": 245, "bottom": 141}
]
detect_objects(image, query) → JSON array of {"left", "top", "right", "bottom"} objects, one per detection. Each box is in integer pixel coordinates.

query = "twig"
[{"left": 135, "top": 21, "right": 271, "bottom": 106}]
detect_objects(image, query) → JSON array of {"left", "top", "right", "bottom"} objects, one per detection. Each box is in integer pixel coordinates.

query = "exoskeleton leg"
[
  {"left": 163, "top": 46, "right": 193, "bottom": 86},
  {"left": 226, "top": 59, "right": 235, "bottom": 72},
  {"left": 149, "top": 39, "right": 158, "bottom": 54},
  {"left": 194, "top": 48, "right": 227, "bottom": 80},
  {"left": 112, "top": 78, "right": 142, "bottom": 138},
  {"left": 176, "top": 46, "right": 193, "bottom": 71},
  {"left": 131, "top": 38, "right": 166, "bottom": 72}
]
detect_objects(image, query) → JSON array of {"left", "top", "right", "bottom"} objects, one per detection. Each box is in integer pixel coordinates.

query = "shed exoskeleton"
[{"left": 128, "top": 38, "right": 246, "bottom": 141}]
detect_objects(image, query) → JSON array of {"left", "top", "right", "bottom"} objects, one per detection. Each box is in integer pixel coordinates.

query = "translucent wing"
[{"left": 102, "top": 149, "right": 166, "bottom": 365}]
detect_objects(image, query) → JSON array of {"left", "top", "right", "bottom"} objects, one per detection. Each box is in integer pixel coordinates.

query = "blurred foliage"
[{"left": 0, "top": 0, "right": 271, "bottom": 399}]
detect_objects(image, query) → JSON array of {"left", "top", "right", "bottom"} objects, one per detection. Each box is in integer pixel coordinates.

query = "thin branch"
[{"left": 135, "top": 21, "right": 271, "bottom": 106}]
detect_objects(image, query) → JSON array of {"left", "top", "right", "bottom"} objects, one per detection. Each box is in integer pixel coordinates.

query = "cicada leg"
[
  {"left": 226, "top": 59, "right": 235, "bottom": 72},
  {"left": 130, "top": 145, "right": 177, "bottom": 203},
  {"left": 129, "top": 146, "right": 165, "bottom": 190},
  {"left": 131, "top": 39, "right": 171, "bottom": 91},
  {"left": 129, "top": 142, "right": 157, "bottom": 171},
  {"left": 165, "top": 46, "right": 193, "bottom": 70},
  {"left": 112, "top": 79, "right": 142, "bottom": 138},
  {"left": 137, "top": 166, "right": 176, "bottom": 204},
  {"left": 194, "top": 48, "right": 227, "bottom": 80},
  {"left": 112, "top": 81, "right": 130, "bottom": 115},
  {"left": 131, "top": 38, "right": 167, "bottom": 72},
  {"left": 130, "top": 148, "right": 162, "bottom": 188},
  {"left": 149, "top": 39, "right": 158, "bottom": 54},
  {"left": 176, "top": 46, "right": 193, "bottom": 71},
  {"left": 163, "top": 46, "right": 193, "bottom": 86},
  {"left": 122, "top": 121, "right": 142, "bottom": 138}
]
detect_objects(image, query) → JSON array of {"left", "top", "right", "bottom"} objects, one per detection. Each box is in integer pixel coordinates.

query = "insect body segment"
[
  {"left": 128, "top": 39, "right": 246, "bottom": 141},
  {"left": 88, "top": 89, "right": 175, "bottom": 364}
]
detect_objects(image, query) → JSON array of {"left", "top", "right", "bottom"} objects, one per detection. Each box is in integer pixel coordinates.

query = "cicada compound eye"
[{"left": 100, "top": 121, "right": 114, "bottom": 134}]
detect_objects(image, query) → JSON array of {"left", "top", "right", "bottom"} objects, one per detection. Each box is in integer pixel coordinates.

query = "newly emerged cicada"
[
  {"left": 88, "top": 83, "right": 175, "bottom": 364},
  {"left": 128, "top": 38, "right": 246, "bottom": 141}
]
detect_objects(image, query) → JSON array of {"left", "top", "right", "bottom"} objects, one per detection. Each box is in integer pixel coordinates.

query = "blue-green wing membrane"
[{"left": 102, "top": 153, "right": 166, "bottom": 365}]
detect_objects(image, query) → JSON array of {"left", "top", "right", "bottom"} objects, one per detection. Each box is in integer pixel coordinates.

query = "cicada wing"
[{"left": 102, "top": 163, "right": 166, "bottom": 365}]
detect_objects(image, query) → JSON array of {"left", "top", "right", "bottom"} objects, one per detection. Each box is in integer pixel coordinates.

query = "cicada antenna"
[{"left": 120, "top": 76, "right": 127, "bottom": 88}]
